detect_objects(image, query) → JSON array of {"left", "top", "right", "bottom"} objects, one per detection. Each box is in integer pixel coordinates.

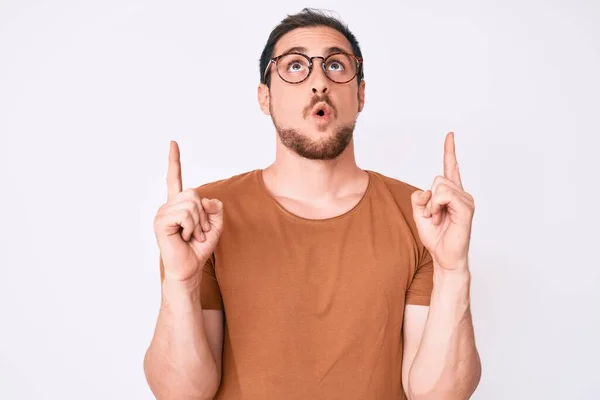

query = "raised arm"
[
  {"left": 144, "top": 141, "right": 225, "bottom": 399},
  {"left": 404, "top": 132, "right": 482, "bottom": 399}
]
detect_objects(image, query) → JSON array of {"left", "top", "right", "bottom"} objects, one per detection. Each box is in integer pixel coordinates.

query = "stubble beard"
[{"left": 269, "top": 103, "right": 356, "bottom": 161}]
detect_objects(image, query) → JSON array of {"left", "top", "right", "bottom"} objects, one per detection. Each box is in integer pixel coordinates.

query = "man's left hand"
[{"left": 410, "top": 132, "right": 475, "bottom": 272}]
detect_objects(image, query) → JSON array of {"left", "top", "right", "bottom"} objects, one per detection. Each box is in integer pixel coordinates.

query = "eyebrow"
[
  {"left": 278, "top": 46, "right": 353, "bottom": 57},
  {"left": 323, "top": 46, "right": 351, "bottom": 56},
  {"left": 280, "top": 46, "right": 308, "bottom": 55}
]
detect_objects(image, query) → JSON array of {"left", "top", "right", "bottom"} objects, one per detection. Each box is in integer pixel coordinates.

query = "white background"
[{"left": 1, "top": 0, "right": 599, "bottom": 399}]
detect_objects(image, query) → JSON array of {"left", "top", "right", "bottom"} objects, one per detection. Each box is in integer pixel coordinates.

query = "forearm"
[
  {"left": 408, "top": 267, "right": 481, "bottom": 400},
  {"left": 144, "top": 276, "right": 219, "bottom": 400}
]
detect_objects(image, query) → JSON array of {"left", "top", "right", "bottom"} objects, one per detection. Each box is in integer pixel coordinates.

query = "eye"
[
  {"left": 289, "top": 62, "right": 302, "bottom": 71},
  {"left": 326, "top": 60, "right": 345, "bottom": 71},
  {"left": 285, "top": 59, "right": 308, "bottom": 73}
]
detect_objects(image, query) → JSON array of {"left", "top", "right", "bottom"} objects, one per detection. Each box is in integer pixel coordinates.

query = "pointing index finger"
[
  {"left": 443, "top": 132, "right": 463, "bottom": 188},
  {"left": 167, "top": 140, "right": 183, "bottom": 200}
]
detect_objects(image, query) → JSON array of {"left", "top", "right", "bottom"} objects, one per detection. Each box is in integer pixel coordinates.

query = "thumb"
[
  {"left": 202, "top": 198, "right": 224, "bottom": 216},
  {"left": 411, "top": 189, "right": 431, "bottom": 211}
]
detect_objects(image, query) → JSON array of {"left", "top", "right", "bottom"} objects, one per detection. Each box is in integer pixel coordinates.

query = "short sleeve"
[
  {"left": 158, "top": 254, "right": 224, "bottom": 310},
  {"left": 200, "top": 254, "right": 224, "bottom": 310},
  {"left": 405, "top": 247, "right": 434, "bottom": 306}
]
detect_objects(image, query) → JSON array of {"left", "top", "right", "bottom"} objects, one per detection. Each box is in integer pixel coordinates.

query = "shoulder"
[
  {"left": 367, "top": 171, "right": 431, "bottom": 262},
  {"left": 193, "top": 169, "right": 260, "bottom": 200},
  {"left": 368, "top": 170, "right": 424, "bottom": 202}
]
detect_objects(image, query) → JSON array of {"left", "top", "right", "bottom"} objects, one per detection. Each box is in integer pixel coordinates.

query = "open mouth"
[{"left": 311, "top": 102, "right": 333, "bottom": 120}]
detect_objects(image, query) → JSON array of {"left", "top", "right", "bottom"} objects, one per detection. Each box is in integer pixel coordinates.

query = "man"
[{"left": 144, "top": 8, "right": 481, "bottom": 400}]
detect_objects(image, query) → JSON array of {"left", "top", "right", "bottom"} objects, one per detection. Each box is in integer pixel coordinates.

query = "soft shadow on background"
[{"left": 0, "top": 0, "right": 598, "bottom": 399}]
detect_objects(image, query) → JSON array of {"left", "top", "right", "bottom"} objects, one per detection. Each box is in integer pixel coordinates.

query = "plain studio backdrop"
[{"left": 1, "top": 0, "right": 599, "bottom": 399}]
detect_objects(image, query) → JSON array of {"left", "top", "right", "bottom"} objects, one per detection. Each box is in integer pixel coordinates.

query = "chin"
[{"left": 276, "top": 117, "right": 355, "bottom": 159}]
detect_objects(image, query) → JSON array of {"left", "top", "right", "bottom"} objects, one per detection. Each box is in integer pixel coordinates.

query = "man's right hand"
[{"left": 153, "top": 140, "right": 224, "bottom": 283}]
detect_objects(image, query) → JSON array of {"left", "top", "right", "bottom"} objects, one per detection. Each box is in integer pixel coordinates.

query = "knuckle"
[
  {"left": 177, "top": 188, "right": 195, "bottom": 201},
  {"left": 183, "top": 199, "right": 195, "bottom": 211},
  {"left": 174, "top": 209, "right": 186, "bottom": 221},
  {"left": 440, "top": 184, "right": 452, "bottom": 194},
  {"left": 192, "top": 202, "right": 203, "bottom": 217},
  {"left": 189, "top": 188, "right": 202, "bottom": 201},
  {"left": 171, "top": 190, "right": 184, "bottom": 200}
]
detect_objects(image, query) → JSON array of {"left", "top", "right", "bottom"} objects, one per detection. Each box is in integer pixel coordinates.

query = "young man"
[{"left": 144, "top": 8, "right": 482, "bottom": 400}]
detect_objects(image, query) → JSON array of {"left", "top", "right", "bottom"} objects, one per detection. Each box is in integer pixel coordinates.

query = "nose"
[{"left": 309, "top": 59, "right": 329, "bottom": 94}]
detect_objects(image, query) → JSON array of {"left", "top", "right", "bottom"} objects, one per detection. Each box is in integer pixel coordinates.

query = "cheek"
[
  {"left": 271, "top": 89, "right": 304, "bottom": 118},
  {"left": 339, "top": 90, "right": 360, "bottom": 115}
]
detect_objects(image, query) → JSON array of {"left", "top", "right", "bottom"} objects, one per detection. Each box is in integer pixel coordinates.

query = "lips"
[{"left": 310, "top": 102, "right": 333, "bottom": 119}]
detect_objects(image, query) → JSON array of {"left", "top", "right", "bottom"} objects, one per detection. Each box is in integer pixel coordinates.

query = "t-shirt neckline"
[{"left": 255, "top": 168, "right": 374, "bottom": 223}]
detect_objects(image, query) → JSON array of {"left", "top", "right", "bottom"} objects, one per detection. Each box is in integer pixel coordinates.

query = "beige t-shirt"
[{"left": 161, "top": 169, "right": 433, "bottom": 399}]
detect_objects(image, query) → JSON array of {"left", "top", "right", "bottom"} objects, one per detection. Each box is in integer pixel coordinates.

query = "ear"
[
  {"left": 257, "top": 83, "right": 271, "bottom": 115},
  {"left": 357, "top": 79, "right": 366, "bottom": 112}
]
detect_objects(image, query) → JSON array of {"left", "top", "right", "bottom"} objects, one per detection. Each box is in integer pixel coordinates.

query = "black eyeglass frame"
[{"left": 263, "top": 51, "right": 364, "bottom": 85}]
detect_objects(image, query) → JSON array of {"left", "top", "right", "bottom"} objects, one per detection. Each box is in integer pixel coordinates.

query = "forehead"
[{"left": 273, "top": 26, "right": 353, "bottom": 56}]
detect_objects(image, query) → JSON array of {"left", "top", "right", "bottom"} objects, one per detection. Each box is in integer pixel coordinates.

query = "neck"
[{"left": 262, "top": 139, "right": 365, "bottom": 202}]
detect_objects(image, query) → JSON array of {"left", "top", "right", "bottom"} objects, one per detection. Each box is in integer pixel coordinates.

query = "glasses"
[{"left": 264, "top": 52, "right": 363, "bottom": 84}]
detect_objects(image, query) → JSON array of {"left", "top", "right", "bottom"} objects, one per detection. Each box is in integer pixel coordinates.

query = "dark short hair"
[{"left": 259, "top": 8, "right": 364, "bottom": 87}]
